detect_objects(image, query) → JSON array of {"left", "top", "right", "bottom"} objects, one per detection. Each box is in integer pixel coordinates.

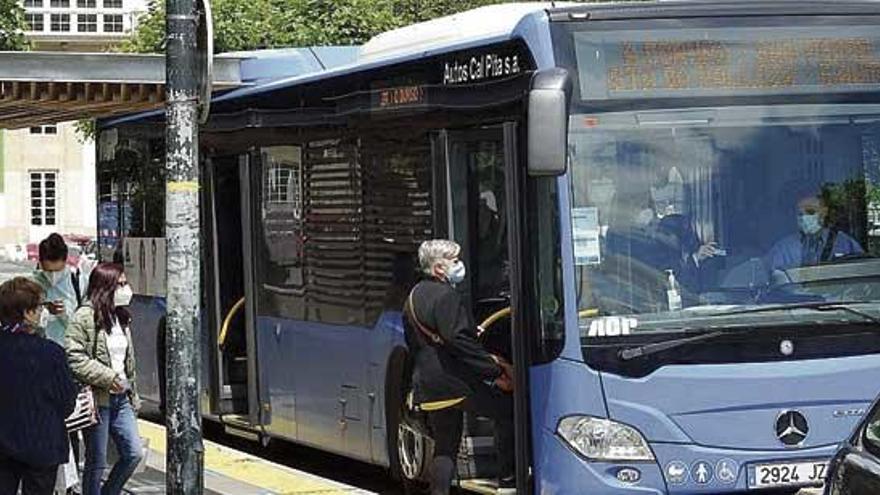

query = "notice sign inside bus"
[{"left": 574, "top": 25, "right": 880, "bottom": 100}]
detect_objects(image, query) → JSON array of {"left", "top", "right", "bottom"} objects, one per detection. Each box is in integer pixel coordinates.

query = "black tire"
[{"left": 386, "top": 349, "right": 430, "bottom": 494}]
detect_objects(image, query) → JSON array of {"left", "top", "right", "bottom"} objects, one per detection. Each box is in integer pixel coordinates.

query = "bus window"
[
  {"left": 447, "top": 129, "right": 509, "bottom": 315},
  {"left": 256, "top": 134, "right": 434, "bottom": 326},
  {"left": 569, "top": 106, "right": 880, "bottom": 330}
]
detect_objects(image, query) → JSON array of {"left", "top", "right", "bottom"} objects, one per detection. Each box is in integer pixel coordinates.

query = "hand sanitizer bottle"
[{"left": 666, "top": 269, "right": 682, "bottom": 311}]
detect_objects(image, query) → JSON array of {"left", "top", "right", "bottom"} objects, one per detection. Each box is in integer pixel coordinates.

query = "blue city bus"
[{"left": 97, "top": 1, "right": 880, "bottom": 493}]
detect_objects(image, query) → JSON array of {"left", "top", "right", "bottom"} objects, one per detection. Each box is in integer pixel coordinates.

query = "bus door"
[
  {"left": 204, "top": 152, "right": 264, "bottom": 437},
  {"left": 443, "top": 124, "right": 521, "bottom": 483}
]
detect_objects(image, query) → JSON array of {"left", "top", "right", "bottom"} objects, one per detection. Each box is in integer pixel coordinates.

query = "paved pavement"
[{"left": 122, "top": 420, "right": 374, "bottom": 494}]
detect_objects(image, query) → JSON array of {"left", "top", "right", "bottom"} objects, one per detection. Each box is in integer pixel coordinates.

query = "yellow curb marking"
[{"left": 138, "top": 420, "right": 361, "bottom": 494}]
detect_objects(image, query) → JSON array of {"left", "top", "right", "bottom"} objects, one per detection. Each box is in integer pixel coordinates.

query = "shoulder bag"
[{"left": 65, "top": 313, "right": 100, "bottom": 432}]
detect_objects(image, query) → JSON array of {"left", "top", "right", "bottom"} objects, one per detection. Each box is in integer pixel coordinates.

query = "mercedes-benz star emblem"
[
  {"left": 780, "top": 339, "right": 794, "bottom": 356},
  {"left": 775, "top": 410, "right": 809, "bottom": 446}
]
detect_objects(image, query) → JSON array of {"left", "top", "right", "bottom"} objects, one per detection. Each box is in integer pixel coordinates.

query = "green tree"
[
  {"left": 124, "top": 0, "right": 519, "bottom": 53},
  {"left": 0, "top": 0, "right": 28, "bottom": 51}
]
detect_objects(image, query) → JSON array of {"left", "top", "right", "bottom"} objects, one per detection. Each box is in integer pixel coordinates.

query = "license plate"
[{"left": 749, "top": 460, "right": 827, "bottom": 489}]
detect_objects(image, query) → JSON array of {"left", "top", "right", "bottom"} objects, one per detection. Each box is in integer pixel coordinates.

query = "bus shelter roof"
[
  {"left": 0, "top": 47, "right": 360, "bottom": 130},
  {"left": 0, "top": 51, "right": 247, "bottom": 129}
]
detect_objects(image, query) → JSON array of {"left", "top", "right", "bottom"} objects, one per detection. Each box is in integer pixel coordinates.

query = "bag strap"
[
  {"left": 821, "top": 228, "right": 839, "bottom": 263},
  {"left": 404, "top": 289, "right": 444, "bottom": 346},
  {"left": 71, "top": 269, "right": 82, "bottom": 308}
]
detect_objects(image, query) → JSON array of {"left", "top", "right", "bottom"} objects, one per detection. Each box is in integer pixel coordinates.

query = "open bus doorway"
[
  {"left": 399, "top": 124, "right": 521, "bottom": 493},
  {"left": 206, "top": 156, "right": 250, "bottom": 418}
]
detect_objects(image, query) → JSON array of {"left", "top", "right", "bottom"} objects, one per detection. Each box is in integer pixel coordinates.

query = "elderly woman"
[
  {"left": 403, "top": 239, "right": 515, "bottom": 495},
  {"left": 0, "top": 277, "right": 77, "bottom": 495}
]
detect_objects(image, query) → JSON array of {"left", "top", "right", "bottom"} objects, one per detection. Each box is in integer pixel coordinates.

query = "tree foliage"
[
  {"left": 0, "top": 0, "right": 28, "bottom": 51},
  {"left": 123, "top": 0, "right": 521, "bottom": 53}
]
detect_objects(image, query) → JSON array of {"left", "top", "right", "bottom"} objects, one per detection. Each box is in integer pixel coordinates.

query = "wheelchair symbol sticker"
[{"left": 716, "top": 458, "right": 738, "bottom": 484}]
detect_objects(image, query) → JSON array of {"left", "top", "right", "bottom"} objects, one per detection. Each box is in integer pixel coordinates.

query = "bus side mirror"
[{"left": 528, "top": 68, "right": 572, "bottom": 177}]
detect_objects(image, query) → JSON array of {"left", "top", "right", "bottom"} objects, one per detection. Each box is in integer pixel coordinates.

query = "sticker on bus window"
[
  {"left": 572, "top": 207, "right": 601, "bottom": 266},
  {"left": 587, "top": 317, "right": 638, "bottom": 337}
]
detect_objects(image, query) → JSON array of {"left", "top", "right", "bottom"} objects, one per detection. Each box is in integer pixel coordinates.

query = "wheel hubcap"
[{"left": 397, "top": 422, "right": 424, "bottom": 480}]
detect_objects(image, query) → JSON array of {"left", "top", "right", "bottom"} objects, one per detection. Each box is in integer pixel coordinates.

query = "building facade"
[{"left": 0, "top": 0, "right": 147, "bottom": 255}]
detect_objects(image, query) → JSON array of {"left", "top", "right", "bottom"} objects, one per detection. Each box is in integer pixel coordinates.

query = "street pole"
[{"left": 165, "top": 0, "right": 203, "bottom": 490}]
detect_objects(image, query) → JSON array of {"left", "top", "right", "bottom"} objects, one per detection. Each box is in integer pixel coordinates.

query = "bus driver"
[
  {"left": 768, "top": 190, "right": 863, "bottom": 271},
  {"left": 403, "top": 239, "right": 515, "bottom": 495}
]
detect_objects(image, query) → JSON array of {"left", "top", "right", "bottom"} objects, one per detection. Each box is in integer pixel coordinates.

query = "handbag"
[
  {"left": 65, "top": 385, "right": 98, "bottom": 432},
  {"left": 65, "top": 313, "right": 101, "bottom": 433}
]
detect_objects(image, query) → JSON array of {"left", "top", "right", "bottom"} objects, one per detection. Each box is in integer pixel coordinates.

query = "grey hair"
[{"left": 418, "top": 239, "right": 461, "bottom": 276}]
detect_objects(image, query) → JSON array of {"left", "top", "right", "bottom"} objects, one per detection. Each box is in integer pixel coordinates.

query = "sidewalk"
[{"left": 123, "top": 420, "right": 374, "bottom": 494}]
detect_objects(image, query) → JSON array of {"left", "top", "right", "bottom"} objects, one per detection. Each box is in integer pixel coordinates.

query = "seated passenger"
[{"left": 768, "top": 191, "right": 863, "bottom": 271}]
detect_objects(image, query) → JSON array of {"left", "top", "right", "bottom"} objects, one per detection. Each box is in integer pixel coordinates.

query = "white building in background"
[
  {"left": 0, "top": 0, "right": 147, "bottom": 253},
  {"left": 21, "top": 0, "right": 148, "bottom": 52}
]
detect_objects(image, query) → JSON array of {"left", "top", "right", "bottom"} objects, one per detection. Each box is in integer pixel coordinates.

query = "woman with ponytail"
[{"left": 65, "top": 263, "right": 142, "bottom": 495}]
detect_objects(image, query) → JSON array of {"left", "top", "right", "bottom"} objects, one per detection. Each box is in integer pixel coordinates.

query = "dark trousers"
[
  {"left": 426, "top": 382, "right": 514, "bottom": 495},
  {"left": 0, "top": 456, "right": 58, "bottom": 495}
]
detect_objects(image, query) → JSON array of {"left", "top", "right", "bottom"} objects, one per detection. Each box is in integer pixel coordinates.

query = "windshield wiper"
[
  {"left": 707, "top": 301, "right": 880, "bottom": 325},
  {"left": 618, "top": 328, "right": 746, "bottom": 361},
  {"left": 618, "top": 301, "right": 880, "bottom": 361}
]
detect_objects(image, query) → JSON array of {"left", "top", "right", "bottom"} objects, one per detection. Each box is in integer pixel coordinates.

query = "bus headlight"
[{"left": 557, "top": 416, "right": 655, "bottom": 461}]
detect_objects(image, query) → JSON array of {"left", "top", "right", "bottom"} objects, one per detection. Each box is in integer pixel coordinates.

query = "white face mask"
[
  {"left": 445, "top": 260, "right": 466, "bottom": 285},
  {"left": 798, "top": 213, "right": 822, "bottom": 235},
  {"left": 114, "top": 284, "right": 133, "bottom": 307},
  {"left": 44, "top": 267, "right": 67, "bottom": 287}
]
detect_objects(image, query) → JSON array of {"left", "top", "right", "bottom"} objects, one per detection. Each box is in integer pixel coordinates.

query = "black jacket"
[
  {"left": 404, "top": 279, "right": 501, "bottom": 405},
  {"left": 0, "top": 331, "right": 77, "bottom": 467}
]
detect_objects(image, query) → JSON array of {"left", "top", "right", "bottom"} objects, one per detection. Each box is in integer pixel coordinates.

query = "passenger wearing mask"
[
  {"left": 32, "top": 233, "right": 84, "bottom": 345},
  {"left": 403, "top": 240, "right": 515, "bottom": 495},
  {"left": 65, "top": 263, "right": 142, "bottom": 495},
  {"left": 0, "top": 277, "right": 77, "bottom": 495},
  {"left": 768, "top": 192, "right": 863, "bottom": 271}
]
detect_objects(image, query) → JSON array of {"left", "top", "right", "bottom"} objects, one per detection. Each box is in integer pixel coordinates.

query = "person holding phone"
[
  {"left": 65, "top": 263, "right": 142, "bottom": 495},
  {"left": 32, "top": 234, "right": 85, "bottom": 345}
]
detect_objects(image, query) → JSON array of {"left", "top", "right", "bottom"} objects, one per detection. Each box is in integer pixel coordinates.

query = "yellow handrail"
[
  {"left": 477, "top": 307, "right": 600, "bottom": 336},
  {"left": 218, "top": 297, "right": 245, "bottom": 348},
  {"left": 478, "top": 307, "right": 512, "bottom": 336}
]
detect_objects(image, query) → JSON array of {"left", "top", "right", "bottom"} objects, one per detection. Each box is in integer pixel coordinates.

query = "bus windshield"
[{"left": 562, "top": 19, "right": 880, "bottom": 337}]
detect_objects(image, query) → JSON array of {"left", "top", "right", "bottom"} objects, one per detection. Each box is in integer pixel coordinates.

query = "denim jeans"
[{"left": 82, "top": 394, "right": 143, "bottom": 495}]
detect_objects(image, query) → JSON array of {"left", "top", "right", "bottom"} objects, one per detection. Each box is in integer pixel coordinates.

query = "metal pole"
[{"left": 165, "top": 0, "right": 203, "bottom": 490}]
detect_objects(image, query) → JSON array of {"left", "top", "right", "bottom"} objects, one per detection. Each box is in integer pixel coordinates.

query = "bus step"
[
  {"left": 457, "top": 436, "right": 497, "bottom": 479},
  {"left": 457, "top": 478, "right": 509, "bottom": 494},
  {"left": 222, "top": 414, "right": 260, "bottom": 442}
]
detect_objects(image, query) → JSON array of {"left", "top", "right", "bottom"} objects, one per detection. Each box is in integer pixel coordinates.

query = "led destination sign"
[
  {"left": 575, "top": 26, "right": 880, "bottom": 99},
  {"left": 375, "top": 85, "right": 426, "bottom": 109}
]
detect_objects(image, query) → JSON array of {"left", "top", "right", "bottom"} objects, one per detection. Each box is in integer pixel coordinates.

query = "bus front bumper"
[{"left": 534, "top": 427, "right": 837, "bottom": 494}]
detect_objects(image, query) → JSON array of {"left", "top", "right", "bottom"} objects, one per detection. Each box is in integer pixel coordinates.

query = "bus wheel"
[
  {"left": 386, "top": 352, "right": 430, "bottom": 492},
  {"left": 397, "top": 419, "right": 428, "bottom": 481}
]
